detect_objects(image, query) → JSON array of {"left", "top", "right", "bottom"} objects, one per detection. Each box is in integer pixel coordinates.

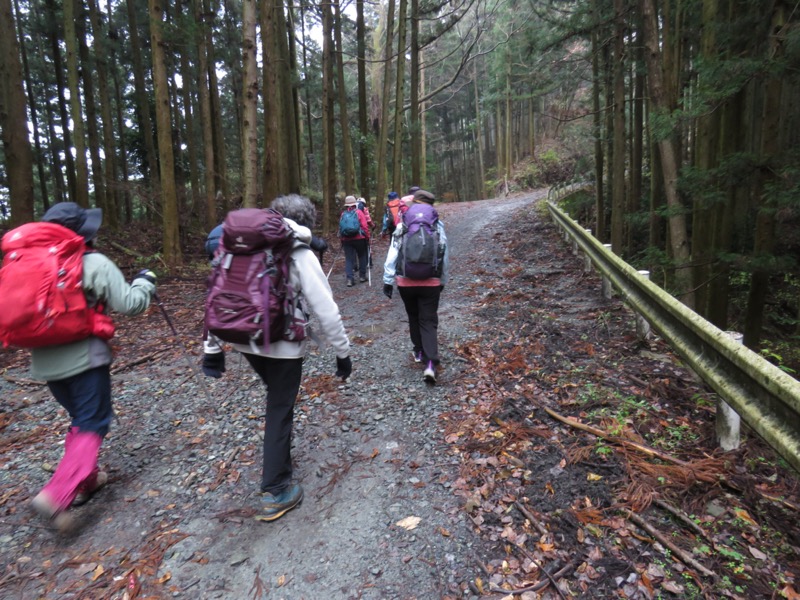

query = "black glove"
[
  {"left": 383, "top": 284, "right": 393, "bottom": 299},
  {"left": 134, "top": 269, "right": 157, "bottom": 285},
  {"left": 202, "top": 351, "right": 225, "bottom": 378},
  {"left": 335, "top": 356, "right": 352, "bottom": 381}
]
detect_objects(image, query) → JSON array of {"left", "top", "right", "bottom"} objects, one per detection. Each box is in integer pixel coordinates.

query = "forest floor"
[{"left": 0, "top": 191, "right": 799, "bottom": 600}]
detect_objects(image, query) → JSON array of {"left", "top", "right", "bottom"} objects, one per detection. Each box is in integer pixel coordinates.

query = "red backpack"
[
  {"left": 0, "top": 222, "right": 115, "bottom": 348},
  {"left": 205, "top": 208, "right": 308, "bottom": 350}
]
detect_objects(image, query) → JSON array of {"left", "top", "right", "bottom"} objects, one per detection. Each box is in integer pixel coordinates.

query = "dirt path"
[
  {"left": 0, "top": 194, "right": 534, "bottom": 599},
  {"left": 2, "top": 191, "right": 798, "bottom": 600}
]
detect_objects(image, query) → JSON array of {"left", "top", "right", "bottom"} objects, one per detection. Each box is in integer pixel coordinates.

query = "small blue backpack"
[{"left": 338, "top": 209, "right": 362, "bottom": 237}]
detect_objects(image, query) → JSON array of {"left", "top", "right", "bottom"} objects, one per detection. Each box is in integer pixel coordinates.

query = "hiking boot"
[
  {"left": 72, "top": 471, "right": 108, "bottom": 507},
  {"left": 255, "top": 483, "right": 304, "bottom": 522},
  {"left": 412, "top": 350, "right": 423, "bottom": 363},
  {"left": 32, "top": 491, "right": 74, "bottom": 533},
  {"left": 423, "top": 361, "right": 437, "bottom": 384},
  {"left": 359, "top": 276, "right": 367, "bottom": 283},
  {"left": 346, "top": 278, "right": 354, "bottom": 287}
]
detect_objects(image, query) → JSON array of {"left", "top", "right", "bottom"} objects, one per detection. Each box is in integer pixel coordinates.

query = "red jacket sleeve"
[{"left": 357, "top": 210, "right": 370, "bottom": 240}]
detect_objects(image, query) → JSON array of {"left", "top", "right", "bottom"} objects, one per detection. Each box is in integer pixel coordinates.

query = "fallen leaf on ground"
[
  {"left": 781, "top": 584, "right": 800, "bottom": 599},
  {"left": 396, "top": 516, "right": 421, "bottom": 530},
  {"left": 733, "top": 508, "right": 757, "bottom": 526}
]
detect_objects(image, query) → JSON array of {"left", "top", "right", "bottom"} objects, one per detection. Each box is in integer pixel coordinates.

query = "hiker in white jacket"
[{"left": 232, "top": 194, "right": 351, "bottom": 522}]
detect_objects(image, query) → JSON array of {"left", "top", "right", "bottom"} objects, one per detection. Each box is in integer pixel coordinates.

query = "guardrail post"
[
  {"left": 601, "top": 244, "right": 614, "bottom": 299},
  {"left": 716, "top": 331, "right": 743, "bottom": 451},
  {"left": 636, "top": 271, "right": 651, "bottom": 341},
  {"left": 583, "top": 230, "right": 593, "bottom": 272}
]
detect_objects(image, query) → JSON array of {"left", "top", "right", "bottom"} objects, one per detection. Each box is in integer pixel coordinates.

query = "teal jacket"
[{"left": 30, "top": 252, "right": 155, "bottom": 381}]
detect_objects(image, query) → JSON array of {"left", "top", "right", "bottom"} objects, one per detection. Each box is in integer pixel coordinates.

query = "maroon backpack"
[{"left": 204, "top": 208, "right": 307, "bottom": 350}]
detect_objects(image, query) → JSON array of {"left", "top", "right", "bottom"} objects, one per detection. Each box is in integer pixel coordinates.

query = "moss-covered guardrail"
[{"left": 546, "top": 196, "right": 800, "bottom": 474}]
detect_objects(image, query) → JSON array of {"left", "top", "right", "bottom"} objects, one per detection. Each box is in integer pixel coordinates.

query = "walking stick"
[
  {"left": 367, "top": 243, "right": 372, "bottom": 287},
  {"left": 326, "top": 245, "right": 343, "bottom": 279},
  {"left": 153, "top": 292, "right": 213, "bottom": 403}
]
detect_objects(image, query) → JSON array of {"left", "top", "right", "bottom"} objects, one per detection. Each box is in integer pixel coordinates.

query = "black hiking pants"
[
  {"left": 398, "top": 285, "right": 441, "bottom": 364},
  {"left": 342, "top": 238, "right": 368, "bottom": 281},
  {"left": 242, "top": 354, "right": 304, "bottom": 494}
]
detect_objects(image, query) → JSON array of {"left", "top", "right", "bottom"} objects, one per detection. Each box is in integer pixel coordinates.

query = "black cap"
[
  {"left": 408, "top": 186, "right": 420, "bottom": 194},
  {"left": 42, "top": 202, "right": 103, "bottom": 241}
]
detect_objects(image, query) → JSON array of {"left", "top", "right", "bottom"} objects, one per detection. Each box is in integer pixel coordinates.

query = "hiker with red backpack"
[
  {"left": 381, "top": 191, "right": 403, "bottom": 237},
  {"left": 0, "top": 202, "right": 157, "bottom": 532},
  {"left": 204, "top": 194, "right": 351, "bottom": 521},
  {"left": 382, "top": 189, "right": 449, "bottom": 384},
  {"left": 338, "top": 195, "right": 371, "bottom": 287}
]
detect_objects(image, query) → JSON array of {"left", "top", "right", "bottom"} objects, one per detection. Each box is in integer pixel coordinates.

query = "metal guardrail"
[{"left": 546, "top": 193, "right": 800, "bottom": 473}]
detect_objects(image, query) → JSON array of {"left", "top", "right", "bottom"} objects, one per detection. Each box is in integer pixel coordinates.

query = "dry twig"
[
  {"left": 624, "top": 509, "right": 716, "bottom": 579},
  {"left": 514, "top": 501, "right": 549, "bottom": 536}
]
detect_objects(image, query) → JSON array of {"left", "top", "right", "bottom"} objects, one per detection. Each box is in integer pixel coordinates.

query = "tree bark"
[
  {"left": 149, "top": 0, "right": 182, "bottom": 266},
  {"left": 46, "top": 0, "right": 77, "bottom": 201},
  {"left": 410, "top": 0, "right": 421, "bottom": 185},
  {"left": 392, "top": 0, "right": 408, "bottom": 192},
  {"left": 194, "top": 0, "right": 217, "bottom": 225},
  {"left": 374, "top": 0, "right": 396, "bottom": 219},
  {"left": 610, "top": 0, "right": 626, "bottom": 253},
  {"left": 0, "top": 0, "right": 34, "bottom": 224},
  {"left": 205, "top": 0, "right": 228, "bottom": 203},
  {"left": 13, "top": 0, "right": 49, "bottom": 212},
  {"left": 472, "top": 60, "right": 485, "bottom": 199},
  {"left": 241, "top": 0, "right": 259, "bottom": 207},
  {"left": 126, "top": 0, "right": 159, "bottom": 195},
  {"left": 88, "top": 0, "right": 119, "bottom": 228},
  {"left": 640, "top": 0, "right": 693, "bottom": 307},
  {"left": 176, "top": 0, "right": 200, "bottom": 222},
  {"left": 591, "top": 0, "right": 604, "bottom": 241},
  {"left": 64, "top": 0, "right": 90, "bottom": 208},
  {"left": 77, "top": 11, "right": 107, "bottom": 214},
  {"left": 282, "top": 2, "right": 302, "bottom": 193},
  {"left": 334, "top": 0, "right": 356, "bottom": 195},
  {"left": 690, "top": 0, "right": 720, "bottom": 318},
  {"left": 356, "top": 0, "right": 370, "bottom": 202},
  {"left": 743, "top": 4, "right": 785, "bottom": 348},
  {"left": 321, "top": 0, "right": 337, "bottom": 232}
]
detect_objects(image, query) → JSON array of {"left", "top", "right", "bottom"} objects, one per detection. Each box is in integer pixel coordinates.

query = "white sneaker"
[{"left": 423, "top": 361, "right": 436, "bottom": 384}]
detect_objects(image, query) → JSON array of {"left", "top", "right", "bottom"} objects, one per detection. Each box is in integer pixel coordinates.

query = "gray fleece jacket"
[{"left": 231, "top": 218, "right": 350, "bottom": 360}]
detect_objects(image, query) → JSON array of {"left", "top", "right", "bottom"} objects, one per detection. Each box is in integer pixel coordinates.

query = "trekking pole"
[
  {"left": 367, "top": 244, "right": 372, "bottom": 287},
  {"left": 152, "top": 292, "right": 213, "bottom": 404},
  {"left": 326, "top": 245, "right": 342, "bottom": 279}
]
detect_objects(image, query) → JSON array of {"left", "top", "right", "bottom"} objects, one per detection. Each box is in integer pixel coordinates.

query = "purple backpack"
[
  {"left": 205, "top": 208, "right": 307, "bottom": 350},
  {"left": 399, "top": 202, "right": 443, "bottom": 279}
]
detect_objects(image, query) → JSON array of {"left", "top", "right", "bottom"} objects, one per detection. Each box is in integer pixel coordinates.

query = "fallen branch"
[
  {"left": 514, "top": 501, "right": 549, "bottom": 537},
  {"left": 654, "top": 498, "right": 710, "bottom": 540},
  {"left": 624, "top": 509, "right": 716, "bottom": 579},
  {"left": 755, "top": 491, "right": 800, "bottom": 512},
  {"left": 543, "top": 406, "right": 689, "bottom": 467},
  {"left": 111, "top": 351, "right": 166, "bottom": 374},
  {"left": 3, "top": 375, "right": 45, "bottom": 387},
  {"left": 488, "top": 555, "right": 580, "bottom": 595},
  {"left": 107, "top": 240, "right": 146, "bottom": 258},
  {"left": 513, "top": 543, "right": 568, "bottom": 600}
]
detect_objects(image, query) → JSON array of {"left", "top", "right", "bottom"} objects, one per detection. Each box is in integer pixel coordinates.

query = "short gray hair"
[{"left": 270, "top": 194, "right": 317, "bottom": 228}]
